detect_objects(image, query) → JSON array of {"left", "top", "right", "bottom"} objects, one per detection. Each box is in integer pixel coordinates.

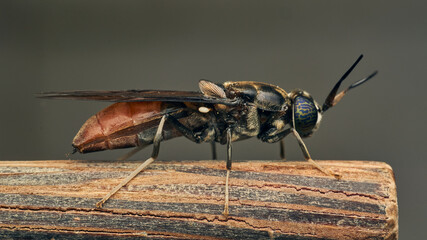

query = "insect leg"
[
  {"left": 209, "top": 111, "right": 220, "bottom": 160},
  {"left": 211, "top": 141, "right": 217, "bottom": 160},
  {"left": 222, "top": 128, "right": 232, "bottom": 217},
  {"left": 96, "top": 115, "right": 167, "bottom": 208},
  {"left": 291, "top": 128, "right": 341, "bottom": 179},
  {"left": 279, "top": 139, "right": 286, "bottom": 160},
  {"left": 165, "top": 114, "right": 207, "bottom": 143},
  {"left": 117, "top": 145, "right": 147, "bottom": 161},
  {"left": 165, "top": 114, "right": 218, "bottom": 160}
]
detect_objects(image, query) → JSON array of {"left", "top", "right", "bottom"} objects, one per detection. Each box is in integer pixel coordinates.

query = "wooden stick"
[{"left": 0, "top": 160, "right": 398, "bottom": 240}]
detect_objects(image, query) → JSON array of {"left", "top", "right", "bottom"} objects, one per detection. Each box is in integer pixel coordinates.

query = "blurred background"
[{"left": 1, "top": 1, "right": 425, "bottom": 239}]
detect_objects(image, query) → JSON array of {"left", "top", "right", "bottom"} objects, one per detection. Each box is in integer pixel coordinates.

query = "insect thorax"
[{"left": 223, "top": 81, "right": 291, "bottom": 112}]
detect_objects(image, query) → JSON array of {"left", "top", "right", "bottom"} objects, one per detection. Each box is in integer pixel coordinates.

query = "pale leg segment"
[
  {"left": 291, "top": 128, "right": 342, "bottom": 180},
  {"left": 222, "top": 128, "right": 232, "bottom": 217},
  {"left": 117, "top": 145, "right": 147, "bottom": 161},
  {"left": 96, "top": 115, "right": 167, "bottom": 208}
]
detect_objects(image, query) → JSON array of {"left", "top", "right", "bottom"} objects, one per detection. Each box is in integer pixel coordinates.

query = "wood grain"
[{"left": 0, "top": 160, "right": 398, "bottom": 239}]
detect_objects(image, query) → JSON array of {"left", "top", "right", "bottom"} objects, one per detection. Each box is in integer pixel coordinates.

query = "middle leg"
[
  {"left": 279, "top": 139, "right": 286, "bottom": 160},
  {"left": 211, "top": 141, "right": 217, "bottom": 160},
  {"left": 222, "top": 128, "right": 232, "bottom": 217}
]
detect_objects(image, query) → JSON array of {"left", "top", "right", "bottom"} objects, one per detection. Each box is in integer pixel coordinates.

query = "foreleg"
[{"left": 291, "top": 128, "right": 341, "bottom": 179}]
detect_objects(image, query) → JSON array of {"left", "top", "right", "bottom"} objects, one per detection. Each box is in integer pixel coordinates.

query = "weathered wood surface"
[{"left": 0, "top": 160, "right": 397, "bottom": 240}]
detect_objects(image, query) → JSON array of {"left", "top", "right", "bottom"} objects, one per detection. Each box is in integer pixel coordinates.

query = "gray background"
[{"left": 1, "top": 1, "right": 426, "bottom": 239}]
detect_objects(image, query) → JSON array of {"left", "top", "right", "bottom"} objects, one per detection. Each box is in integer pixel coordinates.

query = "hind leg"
[
  {"left": 117, "top": 145, "right": 147, "bottom": 161},
  {"left": 96, "top": 115, "right": 167, "bottom": 208}
]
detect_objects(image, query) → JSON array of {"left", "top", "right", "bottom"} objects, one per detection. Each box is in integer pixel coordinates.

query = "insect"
[{"left": 39, "top": 55, "right": 377, "bottom": 216}]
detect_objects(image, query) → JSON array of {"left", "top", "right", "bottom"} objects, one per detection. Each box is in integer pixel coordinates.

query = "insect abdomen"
[{"left": 72, "top": 102, "right": 169, "bottom": 153}]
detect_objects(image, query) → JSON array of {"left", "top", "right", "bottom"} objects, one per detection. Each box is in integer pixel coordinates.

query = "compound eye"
[{"left": 294, "top": 96, "right": 318, "bottom": 137}]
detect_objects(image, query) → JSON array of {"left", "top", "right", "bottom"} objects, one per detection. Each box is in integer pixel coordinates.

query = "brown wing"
[{"left": 37, "top": 90, "right": 238, "bottom": 105}]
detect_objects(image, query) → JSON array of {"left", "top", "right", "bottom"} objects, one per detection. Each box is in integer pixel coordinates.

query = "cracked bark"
[{"left": 0, "top": 160, "right": 398, "bottom": 240}]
